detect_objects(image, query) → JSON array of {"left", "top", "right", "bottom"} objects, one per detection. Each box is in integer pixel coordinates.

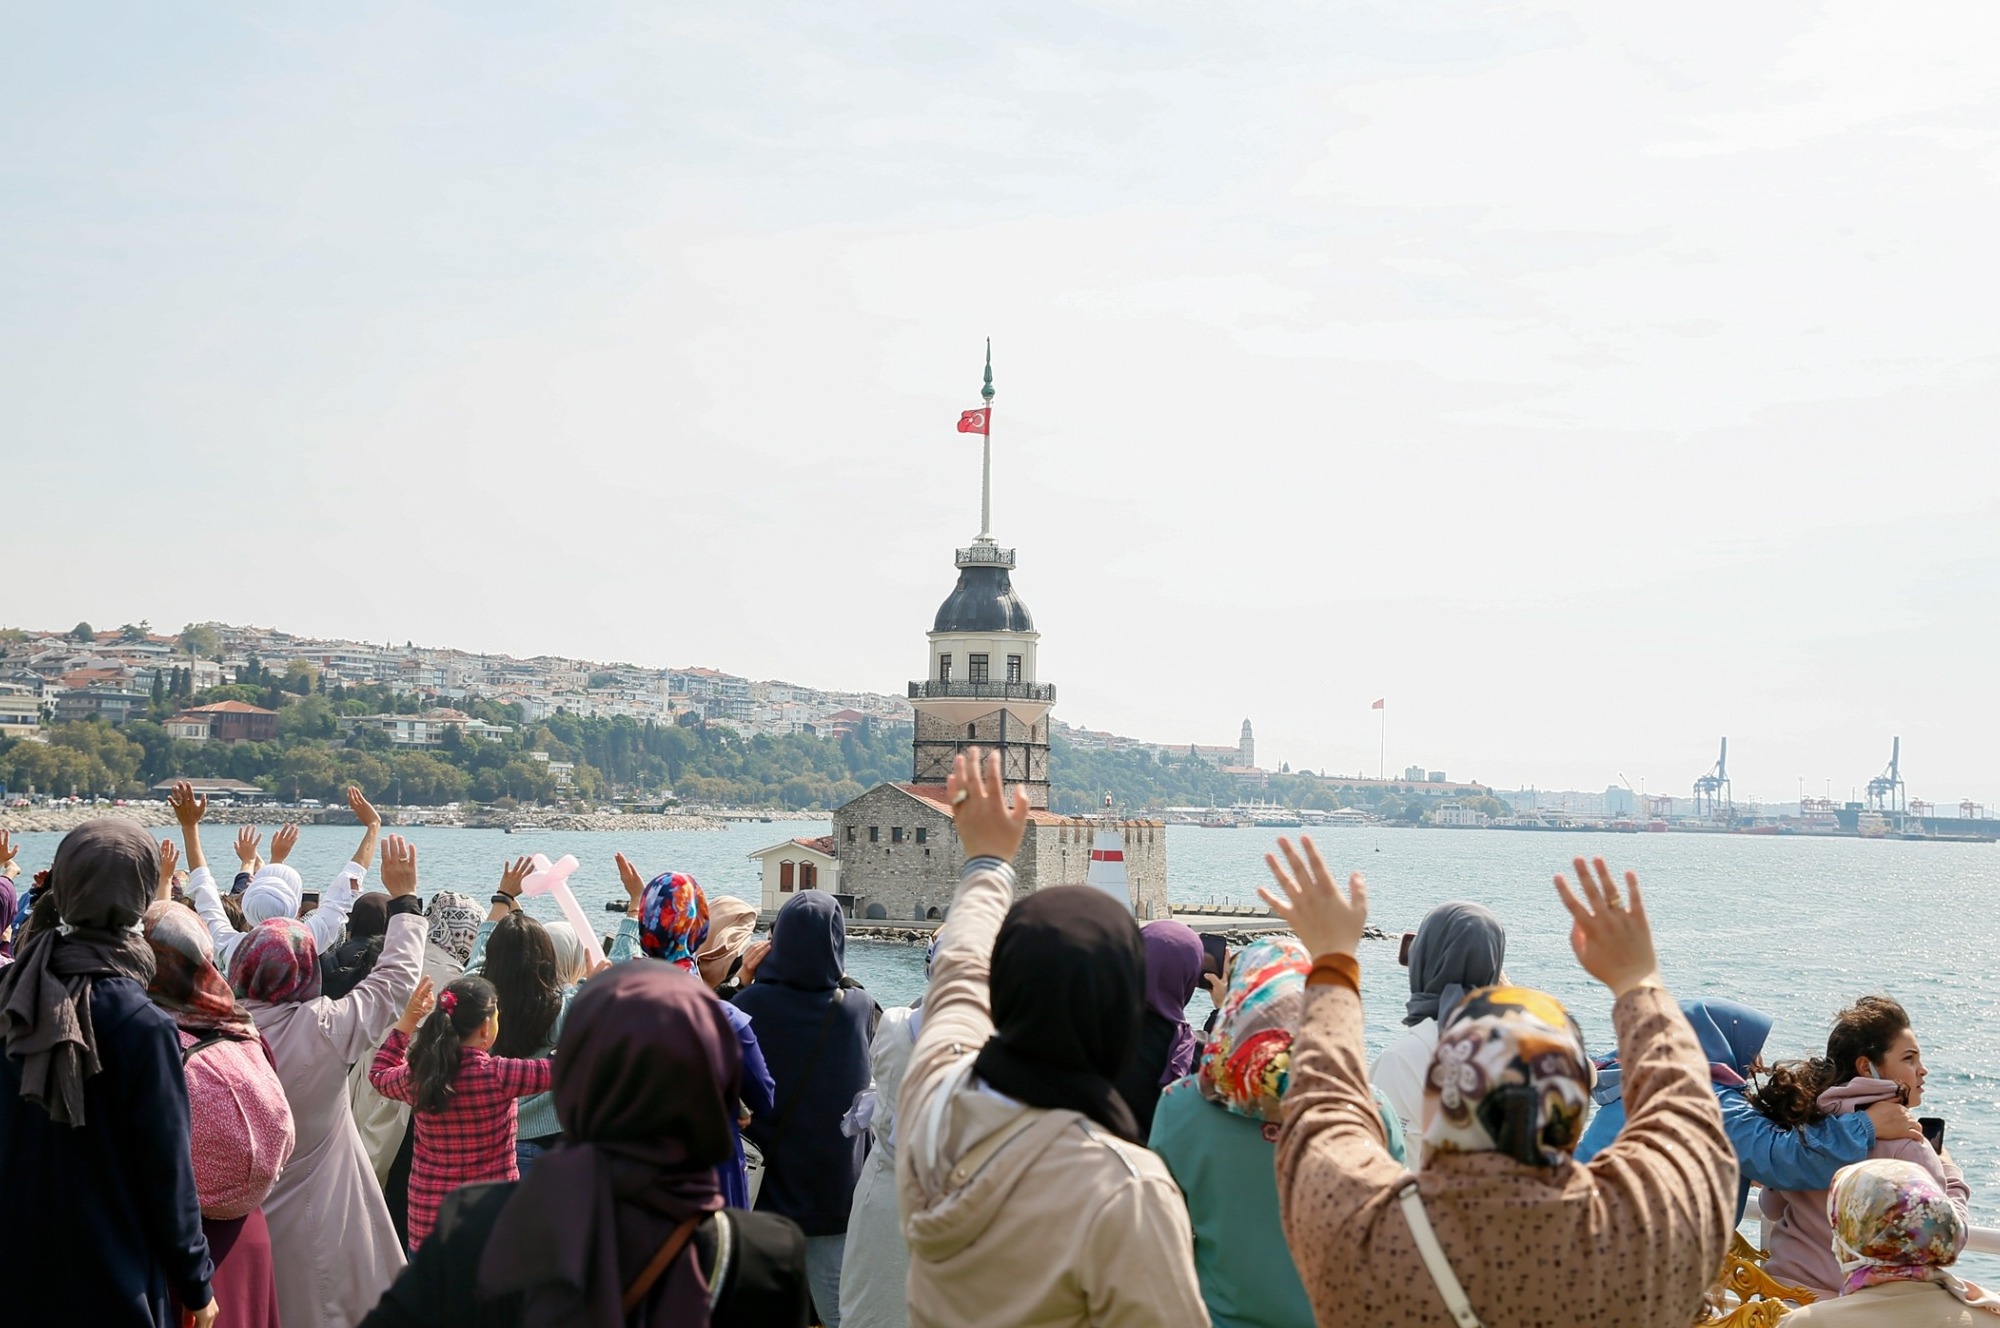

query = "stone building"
[{"left": 834, "top": 782, "right": 1169, "bottom": 921}]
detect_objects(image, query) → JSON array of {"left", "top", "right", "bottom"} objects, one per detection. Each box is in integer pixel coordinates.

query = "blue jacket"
[
  {"left": 0, "top": 975, "right": 213, "bottom": 1326},
  {"left": 1576, "top": 998, "right": 1874, "bottom": 1218}
]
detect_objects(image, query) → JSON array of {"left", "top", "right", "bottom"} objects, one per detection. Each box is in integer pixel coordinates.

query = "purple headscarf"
[
  {"left": 1142, "top": 919, "right": 1205, "bottom": 1086},
  {"left": 0, "top": 874, "right": 17, "bottom": 960},
  {"left": 478, "top": 962, "right": 738, "bottom": 1327}
]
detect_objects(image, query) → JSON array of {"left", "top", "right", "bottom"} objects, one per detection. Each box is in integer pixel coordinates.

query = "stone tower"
[
  {"left": 1239, "top": 718, "right": 1255, "bottom": 769},
  {"left": 907, "top": 343, "right": 1055, "bottom": 807}
]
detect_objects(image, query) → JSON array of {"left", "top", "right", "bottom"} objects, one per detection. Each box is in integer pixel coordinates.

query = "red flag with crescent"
[{"left": 957, "top": 408, "right": 990, "bottom": 435}]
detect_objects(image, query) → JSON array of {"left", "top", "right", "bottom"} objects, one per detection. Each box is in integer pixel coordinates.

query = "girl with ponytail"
[{"left": 369, "top": 974, "right": 553, "bottom": 1251}]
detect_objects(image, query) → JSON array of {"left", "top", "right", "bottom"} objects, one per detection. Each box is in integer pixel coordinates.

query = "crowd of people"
[{"left": 0, "top": 752, "right": 1990, "bottom": 1328}]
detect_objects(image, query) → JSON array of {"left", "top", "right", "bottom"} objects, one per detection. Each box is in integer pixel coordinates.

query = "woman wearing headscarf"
[
  {"left": 0, "top": 827, "right": 21, "bottom": 963},
  {"left": 1370, "top": 899, "right": 1506, "bottom": 1139},
  {"left": 358, "top": 961, "right": 811, "bottom": 1327},
  {"left": 1107, "top": 918, "right": 1204, "bottom": 1137},
  {"left": 1784, "top": 1158, "right": 2000, "bottom": 1325},
  {"left": 142, "top": 900, "right": 296, "bottom": 1328},
  {"left": 1267, "top": 847, "right": 1735, "bottom": 1326},
  {"left": 1150, "top": 935, "right": 1405, "bottom": 1328},
  {"left": 1576, "top": 997, "right": 1895, "bottom": 1221},
  {"left": 700, "top": 894, "right": 761, "bottom": 996},
  {"left": 731, "top": 884, "right": 877, "bottom": 1326},
  {"left": 898, "top": 751, "right": 1208, "bottom": 1327},
  {"left": 612, "top": 857, "right": 778, "bottom": 1208},
  {"left": 0, "top": 820, "right": 217, "bottom": 1328},
  {"left": 178, "top": 782, "right": 375, "bottom": 968},
  {"left": 237, "top": 835, "right": 427, "bottom": 1328},
  {"left": 322, "top": 890, "right": 392, "bottom": 999}
]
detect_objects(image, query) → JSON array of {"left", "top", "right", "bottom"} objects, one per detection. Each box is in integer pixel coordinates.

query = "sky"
[{"left": 5, "top": 2, "right": 1999, "bottom": 806}]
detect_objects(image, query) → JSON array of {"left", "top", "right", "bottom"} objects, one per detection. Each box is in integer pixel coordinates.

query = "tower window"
[
  {"left": 845, "top": 826, "right": 855, "bottom": 843},
  {"left": 1007, "top": 655, "right": 1021, "bottom": 684},
  {"left": 891, "top": 826, "right": 904, "bottom": 844},
  {"left": 869, "top": 826, "right": 879, "bottom": 844},
  {"left": 915, "top": 827, "right": 928, "bottom": 845},
  {"left": 968, "top": 654, "right": 989, "bottom": 683},
  {"left": 967, "top": 723, "right": 977, "bottom": 740},
  {"left": 938, "top": 655, "right": 952, "bottom": 682}
]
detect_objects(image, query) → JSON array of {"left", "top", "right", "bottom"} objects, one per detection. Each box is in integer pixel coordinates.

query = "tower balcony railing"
[
  {"left": 909, "top": 680, "right": 1056, "bottom": 703},
  {"left": 955, "top": 544, "right": 1016, "bottom": 569}
]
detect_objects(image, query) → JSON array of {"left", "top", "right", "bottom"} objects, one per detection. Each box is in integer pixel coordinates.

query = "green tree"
[
  {"left": 69, "top": 621, "right": 95, "bottom": 643},
  {"left": 178, "top": 623, "right": 221, "bottom": 659},
  {"left": 118, "top": 621, "right": 151, "bottom": 642},
  {"left": 281, "top": 660, "right": 318, "bottom": 696}
]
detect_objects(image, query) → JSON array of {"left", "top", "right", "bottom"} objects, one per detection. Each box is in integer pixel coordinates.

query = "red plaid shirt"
[{"left": 370, "top": 1030, "right": 553, "bottom": 1250}]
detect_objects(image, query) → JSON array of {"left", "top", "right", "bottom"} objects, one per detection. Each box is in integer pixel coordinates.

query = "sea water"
[{"left": 24, "top": 820, "right": 2000, "bottom": 1252}]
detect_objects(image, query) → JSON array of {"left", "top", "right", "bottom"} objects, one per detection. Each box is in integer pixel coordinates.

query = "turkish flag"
[
  {"left": 957, "top": 408, "right": 990, "bottom": 435},
  {"left": 1371, "top": 698, "right": 1385, "bottom": 709}
]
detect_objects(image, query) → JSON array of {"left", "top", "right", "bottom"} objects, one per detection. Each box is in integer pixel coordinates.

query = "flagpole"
[
  {"left": 979, "top": 337, "right": 994, "bottom": 540},
  {"left": 1378, "top": 703, "right": 1385, "bottom": 781}
]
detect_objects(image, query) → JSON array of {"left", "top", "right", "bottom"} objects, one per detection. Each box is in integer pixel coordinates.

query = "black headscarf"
[
  {"left": 972, "top": 885, "right": 1145, "bottom": 1142},
  {"left": 0, "top": 819, "right": 159, "bottom": 1127},
  {"left": 757, "top": 890, "right": 845, "bottom": 990},
  {"left": 1404, "top": 901, "right": 1506, "bottom": 1027},
  {"left": 479, "top": 963, "right": 738, "bottom": 1327},
  {"left": 319, "top": 892, "right": 390, "bottom": 999}
]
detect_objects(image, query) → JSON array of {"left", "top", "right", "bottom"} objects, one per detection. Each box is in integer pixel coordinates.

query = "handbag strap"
[
  {"left": 1396, "top": 1177, "right": 1485, "bottom": 1328},
  {"left": 621, "top": 1215, "right": 701, "bottom": 1315},
  {"left": 181, "top": 1034, "right": 229, "bottom": 1065}
]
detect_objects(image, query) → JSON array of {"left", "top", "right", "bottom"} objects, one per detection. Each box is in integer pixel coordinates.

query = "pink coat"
[
  {"left": 1760, "top": 1078, "right": 1968, "bottom": 1296},
  {"left": 179, "top": 1030, "right": 297, "bottom": 1220}
]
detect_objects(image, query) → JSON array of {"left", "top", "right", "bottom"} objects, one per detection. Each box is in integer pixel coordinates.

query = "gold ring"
[{"left": 951, "top": 790, "right": 970, "bottom": 806}]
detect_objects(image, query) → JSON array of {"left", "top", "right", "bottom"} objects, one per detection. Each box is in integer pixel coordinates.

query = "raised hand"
[
  {"left": 380, "top": 835, "right": 419, "bottom": 898},
  {"left": 233, "top": 826, "right": 262, "bottom": 871},
  {"left": 395, "top": 976, "right": 436, "bottom": 1035},
  {"left": 1554, "top": 857, "right": 1662, "bottom": 997},
  {"left": 348, "top": 785, "right": 381, "bottom": 827},
  {"left": 157, "top": 839, "right": 180, "bottom": 900},
  {"left": 948, "top": 747, "right": 1030, "bottom": 863},
  {"left": 738, "top": 938, "right": 772, "bottom": 986},
  {"left": 1259, "top": 836, "right": 1367, "bottom": 959},
  {"left": 498, "top": 856, "right": 534, "bottom": 901},
  {"left": 0, "top": 829, "right": 16, "bottom": 876},
  {"left": 269, "top": 823, "right": 299, "bottom": 864},
  {"left": 615, "top": 852, "right": 647, "bottom": 917},
  {"left": 168, "top": 781, "right": 206, "bottom": 827}
]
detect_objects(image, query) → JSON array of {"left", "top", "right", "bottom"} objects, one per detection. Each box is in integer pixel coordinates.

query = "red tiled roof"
[
  {"left": 188, "top": 700, "right": 278, "bottom": 715},
  {"left": 795, "top": 835, "right": 836, "bottom": 854}
]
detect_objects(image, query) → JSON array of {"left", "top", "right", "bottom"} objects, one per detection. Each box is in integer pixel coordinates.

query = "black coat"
[
  {"left": 358, "top": 1182, "right": 811, "bottom": 1328},
  {"left": 0, "top": 975, "right": 212, "bottom": 1327}
]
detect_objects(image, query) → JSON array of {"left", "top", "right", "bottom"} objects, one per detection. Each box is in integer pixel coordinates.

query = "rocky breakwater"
[
  {"left": 458, "top": 809, "right": 726, "bottom": 833},
  {"left": 0, "top": 804, "right": 176, "bottom": 833}
]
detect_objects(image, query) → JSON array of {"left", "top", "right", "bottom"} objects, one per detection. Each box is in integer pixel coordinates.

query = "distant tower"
[
  {"left": 1239, "top": 719, "right": 1255, "bottom": 769},
  {"left": 908, "top": 343, "right": 1054, "bottom": 807}
]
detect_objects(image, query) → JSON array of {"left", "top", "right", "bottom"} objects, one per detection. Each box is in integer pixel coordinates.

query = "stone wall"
[{"left": 911, "top": 709, "right": 1050, "bottom": 806}]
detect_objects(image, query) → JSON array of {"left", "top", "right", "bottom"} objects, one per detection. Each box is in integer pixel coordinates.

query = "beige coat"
[
  {"left": 1276, "top": 979, "right": 1736, "bottom": 1328},
  {"left": 897, "top": 862, "right": 1210, "bottom": 1328},
  {"left": 1784, "top": 1280, "right": 1992, "bottom": 1327}
]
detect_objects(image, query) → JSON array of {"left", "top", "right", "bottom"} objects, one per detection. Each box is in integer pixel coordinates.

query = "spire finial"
[{"left": 981, "top": 337, "right": 994, "bottom": 402}]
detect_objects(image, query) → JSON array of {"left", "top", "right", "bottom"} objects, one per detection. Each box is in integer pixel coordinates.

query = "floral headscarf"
[
  {"left": 638, "top": 871, "right": 710, "bottom": 971},
  {"left": 229, "top": 918, "right": 323, "bottom": 1004},
  {"left": 142, "top": 901, "right": 259, "bottom": 1042},
  {"left": 1831, "top": 1159, "right": 2000, "bottom": 1312},
  {"left": 1424, "top": 985, "right": 1591, "bottom": 1167},
  {"left": 426, "top": 891, "right": 483, "bottom": 966},
  {"left": 1197, "top": 936, "right": 1309, "bottom": 1122}
]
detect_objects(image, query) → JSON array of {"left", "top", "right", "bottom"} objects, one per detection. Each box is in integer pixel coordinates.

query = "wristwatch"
[{"left": 491, "top": 893, "right": 519, "bottom": 910}]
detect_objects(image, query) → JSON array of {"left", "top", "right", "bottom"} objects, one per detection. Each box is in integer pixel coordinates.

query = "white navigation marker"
[{"left": 1086, "top": 828, "right": 1132, "bottom": 914}]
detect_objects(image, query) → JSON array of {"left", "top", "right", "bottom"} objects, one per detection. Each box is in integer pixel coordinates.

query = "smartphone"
[
  {"left": 1921, "top": 1117, "right": 1946, "bottom": 1152},
  {"left": 1399, "top": 932, "right": 1417, "bottom": 966},
  {"left": 1200, "top": 933, "right": 1228, "bottom": 978},
  {"left": 297, "top": 891, "right": 321, "bottom": 919}
]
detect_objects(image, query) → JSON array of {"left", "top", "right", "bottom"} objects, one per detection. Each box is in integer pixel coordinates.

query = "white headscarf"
[{"left": 240, "top": 864, "right": 305, "bottom": 925}]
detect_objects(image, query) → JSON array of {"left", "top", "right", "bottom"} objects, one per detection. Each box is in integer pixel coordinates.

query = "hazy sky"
[{"left": 7, "top": 3, "right": 2000, "bottom": 805}]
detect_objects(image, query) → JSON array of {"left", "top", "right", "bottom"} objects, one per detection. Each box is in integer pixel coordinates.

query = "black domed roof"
[{"left": 933, "top": 566, "right": 1034, "bottom": 633}]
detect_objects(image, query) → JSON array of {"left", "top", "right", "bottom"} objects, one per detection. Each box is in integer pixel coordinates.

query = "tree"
[
  {"left": 118, "top": 621, "right": 151, "bottom": 642},
  {"left": 69, "top": 622, "right": 95, "bottom": 643},
  {"left": 282, "top": 660, "right": 319, "bottom": 696},
  {"left": 178, "top": 624, "right": 220, "bottom": 659}
]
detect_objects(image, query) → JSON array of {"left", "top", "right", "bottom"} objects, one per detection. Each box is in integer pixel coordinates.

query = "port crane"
[
  {"left": 1692, "top": 738, "right": 1733, "bottom": 820},
  {"left": 1866, "top": 737, "right": 1907, "bottom": 816}
]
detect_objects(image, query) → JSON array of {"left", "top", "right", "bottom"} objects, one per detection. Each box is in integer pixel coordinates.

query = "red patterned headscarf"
[
  {"left": 143, "top": 902, "right": 259, "bottom": 1041},
  {"left": 638, "top": 872, "right": 710, "bottom": 971},
  {"left": 229, "top": 918, "right": 323, "bottom": 1004}
]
